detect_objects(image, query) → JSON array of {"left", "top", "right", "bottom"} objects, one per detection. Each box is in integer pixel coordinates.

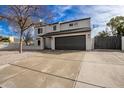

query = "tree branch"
[{"left": 23, "top": 23, "right": 34, "bottom": 31}]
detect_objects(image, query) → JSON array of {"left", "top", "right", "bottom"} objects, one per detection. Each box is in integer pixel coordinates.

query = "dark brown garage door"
[{"left": 55, "top": 35, "right": 86, "bottom": 50}]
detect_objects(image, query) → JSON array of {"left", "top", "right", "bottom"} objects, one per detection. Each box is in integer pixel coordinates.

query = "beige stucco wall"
[
  {"left": 34, "top": 18, "right": 92, "bottom": 50},
  {"left": 45, "top": 25, "right": 53, "bottom": 33},
  {"left": 35, "top": 18, "right": 91, "bottom": 35},
  {"left": 45, "top": 38, "right": 51, "bottom": 49},
  {"left": 86, "top": 33, "right": 92, "bottom": 50},
  {"left": 91, "top": 38, "right": 94, "bottom": 50},
  {"left": 51, "top": 37, "right": 55, "bottom": 50},
  {"left": 35, "top": 27, "right": 46, "bottom": 35},
  {"left": 34, "top": 38, "right": 44, "bottom": 50},
  {"left": 40, "top": 37, "right": 44, "bottom": 49},
  {"left": 60, "top": 19, "right": 90, "bottom": 31},
  {"left": 9, "top": 36, "right": 14, "bottom": 43},
  {"left": 42, "top": 24, "right": 60, "bottom": 33},
  {"left": 33, "top": 32, "right": 92, "bottom": 51}
]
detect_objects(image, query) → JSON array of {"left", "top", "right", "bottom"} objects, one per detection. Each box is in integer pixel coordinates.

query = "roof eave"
[{"left": 41, "top": 30, "right": 91, "bottom": 37}]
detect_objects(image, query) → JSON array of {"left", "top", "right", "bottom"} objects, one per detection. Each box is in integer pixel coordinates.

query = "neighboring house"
[
  {"left": 9, "top": 36, "right": 14, "bottom": 43},
  {"left": 14, "top": 38, "right": 20, "bottom": 43},
  {"left": 34, "top": 18, "right": 92, "bottom": 50}
]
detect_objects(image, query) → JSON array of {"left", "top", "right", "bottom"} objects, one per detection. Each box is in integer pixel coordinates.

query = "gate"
[{"left": 94, "top": 36, "right": 121, "bottom": 49}]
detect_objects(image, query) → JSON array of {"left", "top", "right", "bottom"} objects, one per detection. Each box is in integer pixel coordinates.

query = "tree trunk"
[{"left": 19, "top": 31, "right": 23, "bottom": 53}]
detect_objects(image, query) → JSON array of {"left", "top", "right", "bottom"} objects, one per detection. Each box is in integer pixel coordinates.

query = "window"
[
  {"left": 38, "top": 40, "right": 40, "bottom": 46},
  {"left": 53, "top": 25, "right": 56, "bottom": 31},
  {"left": 38, "top": 29, "right": 40, "bottom": 34},
  {"left": 74, "top": 22, "right": 78, "bottom": 26},
  {"left": 38, "top": 28, "right": 43, "bottom": 34},
  {"left": 69, "top": 23, "right": 73, "bottom": 27}
]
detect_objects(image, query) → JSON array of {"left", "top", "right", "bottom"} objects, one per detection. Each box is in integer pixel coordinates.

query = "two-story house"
[{"left": 34, "top": 18, "right": 92, "bottom": 50}]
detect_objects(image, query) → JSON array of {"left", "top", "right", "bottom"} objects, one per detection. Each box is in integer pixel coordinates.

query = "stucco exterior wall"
[
  {"left": 9, "top": 36, "right": 14, "bottom": 43},
  {"left": 91, "top": 38, "right": 94, "bottom": 50},
  {"left": 45, "top": 38, "right": 51, "bottom": 49},
  {"left": 45, "top": 25, "right": 53, "bottom": 33},
  {"left": 35, "top": 27, "right": 46, "bottom": 35},
  {"left": 86, "top": 33, "right": 92, "bottom": 50},
  {"left": 40, "top": 37, "right": 44, "bottom": 49},
  {"left": 60, "top": 19, "right": 90, "bottom": 31},
  {"left": 34, "top": 18, "right": 92, "bottom": 51},
  {"left": 51, "top": 37, "right": 55, "bottom": 50},
  {"left": 36, "top": 18, "right": 91, "bottom": 35}
]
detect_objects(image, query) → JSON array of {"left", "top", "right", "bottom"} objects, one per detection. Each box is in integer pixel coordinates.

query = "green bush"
[
  {"left": 2, "top": 39, "right": 10, "bottom": 42},
  {"left": 2, "top": 37, "right": 10, "bottom": 42}
]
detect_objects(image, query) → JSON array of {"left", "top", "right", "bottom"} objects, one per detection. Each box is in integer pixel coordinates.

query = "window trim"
[
  {"left": 53, "top": 25, "right": 57, "bottom": 31},
  {"left": 69, "top": 23, "right": 73, "bottom": 27},
  {"left": 37, "top": 28, "right": 43, "bottom": 34},
  {"left": 74, "top": 22, "right": 78, "bottom": 26}
]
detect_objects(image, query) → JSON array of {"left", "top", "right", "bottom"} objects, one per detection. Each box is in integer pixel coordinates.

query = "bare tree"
[
  {"left": 0, "top": 5, "right": 54, "bottom": 53},
  {"left": 23, "top": 28, "right": 34, "bottom": 46}
]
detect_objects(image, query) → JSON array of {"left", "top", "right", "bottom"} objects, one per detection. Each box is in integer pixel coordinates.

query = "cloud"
[
  {"left": 0, "top": 26, "right": 8, "bottom": 36},
  {"left": 1, "top": 5, "right": 124, "bottom": 37},
  {"left": 0, "top": 25, "right": 17, "bottom": 36},
  {"left": 52, "top": 5, "right": 113, "bottom": 36},
  {"left": 52, "top": 5, "right": 74, "bottom": 22},
  {"left": 89, "top": 6, "right": 124, "bottom": 36},
  {"left": 0, "top": 26, "right": 4, "bottom": 32},
  {"left": 53, "top": 5, "right": 124, "bottom": 36}
]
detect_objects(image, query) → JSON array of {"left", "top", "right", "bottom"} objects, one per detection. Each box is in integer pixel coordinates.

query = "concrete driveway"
[
  {"left": 76, "top": 50, "right": 124, "bottom": 88},
  {"left": 0, "top": 50, "right": 124, "bottom": 88}
]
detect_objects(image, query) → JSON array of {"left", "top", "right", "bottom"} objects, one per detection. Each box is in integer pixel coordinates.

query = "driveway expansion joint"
[
  {"left": 73, "top": 53, "right": 85, "bottom": 88},
  {"left": 9, "top": 63, "right": 106, "bottom": 88}
]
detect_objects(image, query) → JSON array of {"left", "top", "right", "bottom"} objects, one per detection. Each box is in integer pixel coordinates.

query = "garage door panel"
[{"left": 55, "top": 35, "right": 86, "bottom": 50}]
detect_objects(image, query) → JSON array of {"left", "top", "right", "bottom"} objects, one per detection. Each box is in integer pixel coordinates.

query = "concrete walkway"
[{"left": 0, "top": 50, "right": 124, "bottom": 88}]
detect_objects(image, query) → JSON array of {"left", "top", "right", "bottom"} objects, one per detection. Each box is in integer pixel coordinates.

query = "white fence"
[{"left": 0, "top": 43, "right": 41, "bottom": 50}]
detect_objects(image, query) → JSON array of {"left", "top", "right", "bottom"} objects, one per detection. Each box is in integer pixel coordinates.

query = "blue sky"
[{"left": 0, "top": 5, "right": 124, "bottom": 37}]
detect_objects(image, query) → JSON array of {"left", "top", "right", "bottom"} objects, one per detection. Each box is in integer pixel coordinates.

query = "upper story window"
[
  {"left": 69, "top": 22, "right": 78, "bottom": 27},
  {"left": 74, "top": 22, "right": 78, "bottom": 26},
  {"left": 53, "top": 25, "right": 56, "bottom": 31},
  {"left": 69, "top": 23, "right": 73, "bottom": 27},
  {"left": 38, "top": 28, "right": 43, "bottom": 34}
]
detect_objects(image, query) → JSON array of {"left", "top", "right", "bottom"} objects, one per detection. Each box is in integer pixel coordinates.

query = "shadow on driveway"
[{"left": 93, "top": 49, "right": 123, "bottom": 53}]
